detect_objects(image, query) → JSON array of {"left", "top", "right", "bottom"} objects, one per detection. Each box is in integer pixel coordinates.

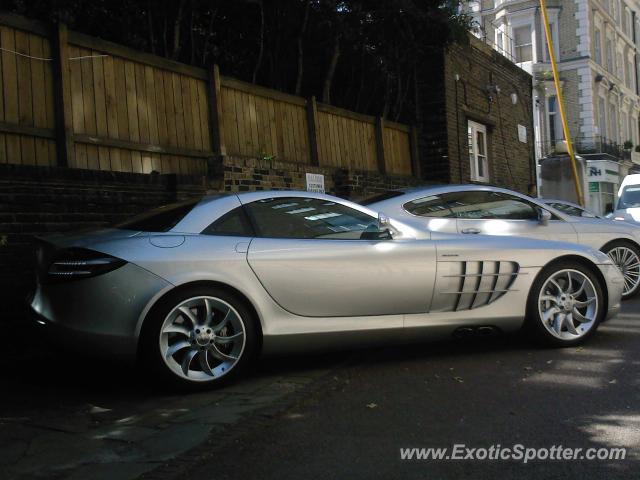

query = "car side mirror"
[
  {"left": 377, "top": 213, "right": 399, "bottom": 239},
  {"left": 538, "top": 209, "right": 552, "bottom": 226}
]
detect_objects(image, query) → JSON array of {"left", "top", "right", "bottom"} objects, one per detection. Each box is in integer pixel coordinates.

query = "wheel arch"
[
  {"left": 536, "top": 254, "right": 608, "bottom": 314},
  {"left": 135, "top": 280, "right": 264, "bottom": 358},
  {"left": 599, "top": 237, "right": 640, "bottom": 253}
]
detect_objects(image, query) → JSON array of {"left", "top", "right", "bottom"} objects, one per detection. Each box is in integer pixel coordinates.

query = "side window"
[
  {"left": 202, "top": 207, "right": 255, "bottom": 237},
  {"left": 245, "top": 197, "right": 378, "bottom": 240},
  {"left": 403, "top": 194, "right": 457, "bottom": 218},
  {"left": 449, "top": 191, "right": 538, "bottom": 220}
]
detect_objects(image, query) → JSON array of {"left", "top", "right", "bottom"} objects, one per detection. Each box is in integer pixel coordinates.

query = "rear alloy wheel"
[
  {"left": 526, "top": 262, "right": 604, "bottom": 347},
  {"left": 603, "top": 242, "right": 640, "bottom": 299},
  {"left": 141, "top": 286, "right": 258, "bottom": 389}
]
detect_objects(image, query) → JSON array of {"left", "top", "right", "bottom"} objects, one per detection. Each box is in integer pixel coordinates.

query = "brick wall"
[
  {"left": 221, "top": 155, "right": 421, "bottom": 200},
  {"left": 419, "top": 35, "right": 536, "bottom": 194}
]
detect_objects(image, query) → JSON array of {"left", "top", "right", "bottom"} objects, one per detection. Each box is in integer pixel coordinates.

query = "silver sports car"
[
  {"left": 30, "top": 191, "right": 623, "bottom": 388},
  {"left": 365, "top": 185, "right": 640, "bottom": 299}
]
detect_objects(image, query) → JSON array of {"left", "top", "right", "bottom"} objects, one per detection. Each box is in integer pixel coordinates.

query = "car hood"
[{"left": 612, "top": 208, "right": 640, "bottom": 224}]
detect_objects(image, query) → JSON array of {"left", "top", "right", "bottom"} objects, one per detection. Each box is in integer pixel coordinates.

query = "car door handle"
[{"left": 461, "top": 228, "right": 481, "bottom": 234}]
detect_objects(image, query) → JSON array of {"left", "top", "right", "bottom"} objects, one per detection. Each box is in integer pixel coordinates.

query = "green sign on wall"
[{"left": 589, "top": 182, "right": 600, "bottom": 193}]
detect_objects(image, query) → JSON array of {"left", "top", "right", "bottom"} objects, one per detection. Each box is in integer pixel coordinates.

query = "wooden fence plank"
[
  {"left": 15, "top": 30, "right": 35, "bottom": 164},
  {"left": 189, "top": 78, "right": 202, "bottom": 150},
  {"left": 2, "top": 26, "right": 22, "bottom": 164},
  {"left": 196, "top": 78, "right": 210, "bottom": 152},
  {"left": 162, "top": 70, "right": 177, "bottom": 148},
  {"left": 92, "top": 52, "right": 111, "bottom": 170},
  {"left": 29, "top": 34, "right": 49, "bottom": 166},
  {"left": 180, "top": 74, "right": 194, "bottom": 149}
]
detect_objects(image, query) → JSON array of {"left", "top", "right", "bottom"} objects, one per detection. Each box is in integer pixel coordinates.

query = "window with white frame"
[
  {"left": 542, "top": 20, "right": 559, "bottom": 62},
  {"left": 623, "top": 109, "right": 630, "bottom": 143},
  {"left": 623, "top": 7, "right": 630, "bottom": 36},
  {"left": 547, "top": 96, "right": 563, "bottom": 146},
  {"left": 594, "top": 29, "right": 602, "bottom": 64},
  {"left": 617, "top": 51, "right": 624, "bottom": 82},
  {"left": 468, "top": 121, "right": 489, "bottom": 183},
  {"left": 607, "top": 39, "right": 614, "bottom": 72},
  {"left": 610, "top": 102, "right": 619, "bottom": 143},
  {"left": 599, "top": 96, "right": 607, "bottom": 139},
  {"left": 496, "top": 31, "right": 504, "bottom": 55},
  {"left": 513, "top": 25, "right": 533, "bottom": 62}
]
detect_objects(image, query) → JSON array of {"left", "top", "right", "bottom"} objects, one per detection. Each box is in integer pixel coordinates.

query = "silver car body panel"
[{"left": 30, "top": 190, "right": 624, "bottom": 359}]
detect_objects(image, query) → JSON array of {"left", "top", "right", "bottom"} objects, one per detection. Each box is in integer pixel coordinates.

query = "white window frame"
[
  {"left": 513, "top": 24, "right": 533, "bottom": 63},
  {"left": 507, "top": 12, "right": 536, "bottom": 65},
  {"left": 546, "top": 95, "right": 563, "bottom": 146},
  {"left": 594, "top": 28, "right": 602, "bottom": 65},
  {"left": 599, "top": 95, "right": 608, "bottom": 139},
  {"left": 468, "top": 120, "right": 490, "bottom": 183}
]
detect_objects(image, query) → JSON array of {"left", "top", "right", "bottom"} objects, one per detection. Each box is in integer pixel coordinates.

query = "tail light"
[{"left": 47, "top": 248, "right": 126, "bottom": 281}]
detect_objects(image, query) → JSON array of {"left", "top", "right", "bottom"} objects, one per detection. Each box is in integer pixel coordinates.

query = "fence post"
[
  {"left": 207, "top": 64, "right": 226, "bottom": 176},
  {"left": 51, "top": 22, "right": 73, "bottom": 167},
  {"left": 306, "top": 96, "right": 320, "bottom": 166},
  {"left": 410, "top": 125, "right": 421, "bottom": 178},
  {"left": 375, "top": 116, "right": 387, "bottom": 174}
]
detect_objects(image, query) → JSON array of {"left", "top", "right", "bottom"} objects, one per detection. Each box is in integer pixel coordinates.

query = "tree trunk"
[
  {"left": 381, "top": 72, "right": 392, "bottom": 118},
  {"left": 146, "top": 0, "right": 156, "bottom": 54},
  {"left": 171, "top": 0, "right": 187, "bottom": 60},
  {"left": 252, "top": 0, "right": 265, "bottom": 84},
  {"left": 322, "top": 34, "right": 341, "bottom": 104},
  {"left": 162, "top": 10, "right": 168, "bottom": 56},
  {"left": 201, "top": 8, "right": 218, "bottom": 66},
  {"left": 294, "top": 0, "right": 311, "bottom": 95},
  {"left": 189, "top": 0, "right": 196, "bottom": 64}
]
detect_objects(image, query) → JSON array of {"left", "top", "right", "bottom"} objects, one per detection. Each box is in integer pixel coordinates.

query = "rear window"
[
  {"left": 114, "top": 199, "right": 200, "bottom": 232},
  {"left": 359, "top": 191, "right": 405, "bottom": 206}
]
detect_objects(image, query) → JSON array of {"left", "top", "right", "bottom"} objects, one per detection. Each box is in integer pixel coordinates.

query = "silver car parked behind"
[
  {"left": 365, "top": 185, "right": 640, "bottom": 299},
  {"left": 30, "top": 191, "right": 623, "bottom": 388}
]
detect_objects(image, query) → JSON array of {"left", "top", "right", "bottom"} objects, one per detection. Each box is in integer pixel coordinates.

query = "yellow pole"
[{"left": 539, "top": 0, "right": 584, "bottom": 206}]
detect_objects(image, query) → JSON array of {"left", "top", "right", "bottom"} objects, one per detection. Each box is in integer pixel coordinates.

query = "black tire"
[
  {"left": 524, "top": 260, "right": 605, "bottom": 348},
  {"left": 601, "top": 240, "right": 640, "bottom": 300},
  {"left": 139, "top": 285, "right": 259, "bottom": 390}
]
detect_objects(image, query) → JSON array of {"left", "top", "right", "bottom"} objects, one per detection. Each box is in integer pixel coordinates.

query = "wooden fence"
[{"left": 0, "top": 12, "right": 418, "bottom": 177}]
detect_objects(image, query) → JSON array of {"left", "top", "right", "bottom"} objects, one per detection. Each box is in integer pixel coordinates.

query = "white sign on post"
[{"left": 306, "top": 173, "right": 325, "bottom": 193}]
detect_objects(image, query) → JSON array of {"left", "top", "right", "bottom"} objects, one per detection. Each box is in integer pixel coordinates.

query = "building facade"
[
  {"left": 419, "top": 34, "right": 536, "bottom": 194},
  {"left": 468, "top": 0, "right": 640, "bottom": 215}
]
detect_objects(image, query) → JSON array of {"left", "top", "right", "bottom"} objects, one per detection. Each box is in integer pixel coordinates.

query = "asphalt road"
[
  {"left": 2, "top": 300, "right": 640, "bottom": 480},
  {"left": 173, "top": 300, "right": 640, "bottom": 480}
]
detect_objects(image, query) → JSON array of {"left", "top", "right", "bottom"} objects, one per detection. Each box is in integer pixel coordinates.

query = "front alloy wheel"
[
  {"left": 604, "top": 242, "right": 640, "bottom": 299},
  {"left": 526, "top": 262, "right": 604, "bottom": 346}
]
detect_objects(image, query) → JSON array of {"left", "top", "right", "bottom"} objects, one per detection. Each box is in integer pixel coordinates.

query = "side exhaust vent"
[{"left": 444, "top": 261, "right": 519, "bottom": 311}]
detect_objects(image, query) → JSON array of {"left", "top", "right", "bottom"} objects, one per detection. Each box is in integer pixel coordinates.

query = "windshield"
[
  {"left": 114, "top": 199, "right": 200, "bottom": 232},
  {"left": 618, "top": 186, "right": 640, "bottom": 209},
  {"left": 547, "top": 202, "right": 596, "bottom": 218}
]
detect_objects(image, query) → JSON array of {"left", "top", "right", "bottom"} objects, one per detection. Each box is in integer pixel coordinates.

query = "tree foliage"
[{"left": 6, "top": 0, "right": 472, "bottom": 121}]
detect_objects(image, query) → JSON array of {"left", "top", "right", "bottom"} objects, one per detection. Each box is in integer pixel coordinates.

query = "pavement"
[{"left": 2, "top": 300, "right": 640, "bottom": 480}]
